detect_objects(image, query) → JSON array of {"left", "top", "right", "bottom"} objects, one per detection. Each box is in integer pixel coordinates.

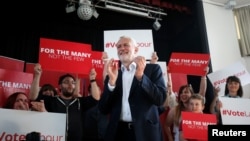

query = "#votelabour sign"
[
  {"left": 0, "top": 109, "right": 66, "bottom": 141},
  {"left": 104, "top": 29, "right": 155, "bottom": 60},
  {"left": 207, "top": 61, "right": 250, "bottom": 96}
]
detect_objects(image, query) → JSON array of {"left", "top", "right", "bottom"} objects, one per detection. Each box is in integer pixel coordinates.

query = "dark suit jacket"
[{"left": 99, "top": 63, "right": 167, "bottom": 141}]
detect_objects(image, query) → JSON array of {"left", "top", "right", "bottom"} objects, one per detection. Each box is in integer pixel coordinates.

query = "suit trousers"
[{"left": 114, "top": 121, "right": 136, "bottom": 141}]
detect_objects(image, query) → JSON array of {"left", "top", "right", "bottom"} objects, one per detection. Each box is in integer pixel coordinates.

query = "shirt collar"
[{"left": 121, "top": 62, "right": 137, "bottom": 72}]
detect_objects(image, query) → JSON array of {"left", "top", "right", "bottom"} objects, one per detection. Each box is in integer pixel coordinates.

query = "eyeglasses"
[{"left": 62, "top": 81, "right": 76, "bottom": 85}]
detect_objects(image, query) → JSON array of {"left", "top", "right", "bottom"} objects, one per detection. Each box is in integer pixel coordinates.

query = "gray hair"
[{"left": 118, "top": 36, "right": 137, "bottom": 47}]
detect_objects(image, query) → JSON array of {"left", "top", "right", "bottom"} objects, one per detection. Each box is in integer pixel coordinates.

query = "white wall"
[{"left": 203, "top": 2, "right": 250, "bottom": 98}]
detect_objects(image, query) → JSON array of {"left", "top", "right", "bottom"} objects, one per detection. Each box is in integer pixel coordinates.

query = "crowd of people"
[{"left": 0, "top": 36, "right": 246, "bottom": 141}]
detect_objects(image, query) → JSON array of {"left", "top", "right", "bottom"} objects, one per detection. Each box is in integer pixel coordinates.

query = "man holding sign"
[{"left": 99, "top": 36, "right": 166, "bottom": 141}]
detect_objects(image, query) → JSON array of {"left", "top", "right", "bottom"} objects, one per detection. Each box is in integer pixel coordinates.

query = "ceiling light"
[
  {"left": 77, "top": 0, "right": 94, "bottom": 20},
  {"left": 92, "top": 8, "right": 99, "bottom": 19},
  {"left": 153, "top": 19, "right": 161, "bottom": 31},
  {"left": 65, "top": 2, "right": 76, "bottom": 13}
]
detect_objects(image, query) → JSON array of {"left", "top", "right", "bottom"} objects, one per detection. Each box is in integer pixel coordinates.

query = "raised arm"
[
  {"left": 73, "top": 75, "right": 82, "bottom": 97},
  {"left": 167, "top": 66, "right": 173, "bottom": 95},
  {"left": 166, "top": 66, "right": 178, "bottom": 108},
  {"left": 29, "top": 63, "right": 42, "bottom": 100},
  {"left": 102, "top": 51, "right": 109, "bottom": 82},
  {"left": 89, "top": 68, "right": 101, "bottom": 100},
  {"left": 198, "top": 67, "right": 209, "bottom": 97},
  {"left": 150, "top": 51, "right": 158, "bottom": 64},
  {"left": 210, "top": 87, "right": 220, "bottom": 114}
]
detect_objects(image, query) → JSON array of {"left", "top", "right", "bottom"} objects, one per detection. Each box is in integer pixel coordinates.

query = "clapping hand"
[
  {"left": 134, "top": 56, "right": 146, "bottom": 81},
  {"left": 107, "top": 58, "right": 118, "bottom": 86}
]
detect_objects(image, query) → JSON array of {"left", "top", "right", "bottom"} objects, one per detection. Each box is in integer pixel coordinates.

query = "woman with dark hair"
[
  {"left": 165, "top": 84, "right": 196, "bottom": 141},
  {"left": 3, "top": 92, "right": 46, "bottom": 112},
  {"left": 3, "top": 92, "right": 30, "bottom": 110},
  {"left": 36, "top": 83, "right": 58, "bottom": 100},
  {"left": 224, "top": 75, "right": 243, "bottom": 97},
  {"left": 210, "top": 75, "right": 243, "bottom": 124}
]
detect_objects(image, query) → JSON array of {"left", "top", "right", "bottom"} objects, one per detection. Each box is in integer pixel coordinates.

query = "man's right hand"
[
  {"left": 34, "top": 63, "right": 42, "bottom": 76},
  {"left": 107, "top": 58, "right": 118, "bottom": 86}
]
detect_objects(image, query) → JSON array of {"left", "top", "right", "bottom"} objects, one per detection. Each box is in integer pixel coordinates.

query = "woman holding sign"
[
  {"left": 210, "top": 75, "right": 243, "bottom": 124},
  {"left": 165, "top": 67, "right": 209, "bottom": 141}
]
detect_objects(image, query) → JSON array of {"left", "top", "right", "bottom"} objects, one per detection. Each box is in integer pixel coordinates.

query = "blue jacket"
[{"left": 99, "top": 63, "right": 167, "bottom": 141}]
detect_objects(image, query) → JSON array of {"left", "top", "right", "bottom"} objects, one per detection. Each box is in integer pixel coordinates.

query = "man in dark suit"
[{"left": 99, "top": 36, "right": 167, "bottom": 141}]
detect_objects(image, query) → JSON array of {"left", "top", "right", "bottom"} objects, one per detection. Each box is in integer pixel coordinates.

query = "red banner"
[
  {"left": 39, "top": 38, "right": 92, "bottom": 75},
  {"left": 181, "top": 111, "right": 217, "bottom": 140},
  {"left": 91, "top": 51, "right": 104, "bottom": 80},
  {"left": 0, "top": 55, "right": 24, "bottom": 71},
  {"left": 171, "top": 73, "right": 187, "bottom": 93},
  {"left": 168, "top": 53, "right": 210, "bottom": 76},
  {"left": 0, "top": 68, "right": 33, "bottom": 107}
]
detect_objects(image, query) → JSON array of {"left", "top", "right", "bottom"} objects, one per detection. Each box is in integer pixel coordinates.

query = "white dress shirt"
[
  {"left": 120, "top": 62, "right": 136, "bottom": 122},
  {"left": 107, "top": 62, "right": 137, "bottom": 122}
]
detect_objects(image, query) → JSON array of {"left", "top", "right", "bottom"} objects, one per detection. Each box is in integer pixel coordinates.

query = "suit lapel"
[{"left": 118, "top": 70, "right": 123, "bottom": 98}]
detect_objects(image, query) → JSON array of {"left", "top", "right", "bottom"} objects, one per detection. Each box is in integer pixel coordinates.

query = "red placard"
[
  {"left": 0, "top": 68, "right": 33, "bottom": 107},
  {"left": 181, "top": 111, "right": 217, "bottom": 140},
  {"left": 0, "top": 55, "right": 25, "bottom": 71},
  {"left": 168, "top": 53, "right": 210, "bottom": 76},
  {"left": 171, "top": 73, "right": 187, "bottom": 93},
  {"left": 91, "top": 51, "right": 105, "bottom": 80},
  {"left": 39, "top": 38, "right": 92, "bottom": 75}
]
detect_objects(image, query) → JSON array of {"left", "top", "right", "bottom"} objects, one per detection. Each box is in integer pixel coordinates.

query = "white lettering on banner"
[
  {"left": 170, "top": 59, "right": 208, "bottom": 64},
  {"left": 0, "top": 81, "right": 31, "bottom": 89},
  {"left": 56, "top": 49, "right": 70, "bottom": 55},
  {"left": 181, "top": 59, "right": 190, "bottom": 63},
  {"left": 192, "top": 121, "right": 201, "bottom": 125},
  {"left": 92, "top": 59, "right": 103, "bottom": 68},
  {"left": 191, "top": 60, "right": 208, "bottom": 64},
  {"left": 202, "top": 122, "right": 216, "bottom": 126},
  {"left": 92, "top": 59, "right": 102, "bottom": 64},
  {"left": 183, "top": 120, "right": 192, "bottom": 124},
  {"left": 70, "top": 51, "right": 91, "bottom": 58},
  {"left": 0, "top": 132, "right": 64, "bottom": 141},
  {"left": 40, "top": 48, "right": 55, "bottom": 54},
  {"left": 62, "top": 55, "right": 72, "bottom": 60},
  {"left": 0, "top": 81, "right": 12, "bottom": 87},
  {"left": 48, "top": 54, "right": 61, "bottom": 59},
  {"left": 182, "top": 120, "right": 216, "bottom": 130},
  {"left": 12, "top": 83, "right": 31, "bottom": 89},
  {"left": 169, "top": 59, "right": 180, "bottom": 62},
  {"left": 73, "top": 56, "right": 85, "bottom": 61}
]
